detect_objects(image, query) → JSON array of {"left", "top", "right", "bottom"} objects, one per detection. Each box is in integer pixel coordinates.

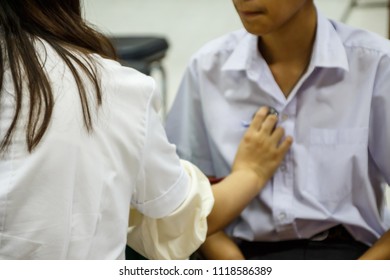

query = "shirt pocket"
[{"left": 305, "top": 128, "right": 368, "bottom": 204}]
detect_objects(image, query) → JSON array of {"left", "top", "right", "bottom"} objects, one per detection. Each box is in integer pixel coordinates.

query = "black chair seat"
[
  {"left": 110, "top": 36, "right": 169, "bottom": 63},
  {"left": 109, "top": 35, "right": 169, "bottom": 119},
  {"left": 119, "top": 59, "right": 150, "bottom": 74}
]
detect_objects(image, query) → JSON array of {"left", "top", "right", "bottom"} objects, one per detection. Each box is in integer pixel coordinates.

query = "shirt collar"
[
  {"left": 309, "top": 10, "right": 349, "bottom": 72},
  {"left": 221, "top": 10, "right": 349, "bottom": 73},
  {"left": 221, "top": 31, "right": 258, "bottom": 72}
]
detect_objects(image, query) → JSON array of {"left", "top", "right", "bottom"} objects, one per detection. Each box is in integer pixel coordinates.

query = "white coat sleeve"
[
  {"left": 127, "top": 81, "right": 214, "bottom": 259},
  {"left": 127, "top": 160, "right": 214, "bottom": 260}
]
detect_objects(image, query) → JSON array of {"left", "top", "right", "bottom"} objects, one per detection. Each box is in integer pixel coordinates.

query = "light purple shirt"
[{"left": 166, "top": 11, "right": 390, "bottom": 246}]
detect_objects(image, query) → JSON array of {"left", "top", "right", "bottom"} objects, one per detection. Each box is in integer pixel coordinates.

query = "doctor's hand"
[
  {"left": 206, "top": 106, "right": 293, "bottom": 235},
  {"left": 232, "top": 106, "right": 293, "bottom": 190}
]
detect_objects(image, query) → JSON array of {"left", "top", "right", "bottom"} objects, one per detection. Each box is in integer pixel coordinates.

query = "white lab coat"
[{"left": 0, "top": 39, "right": 213, "bottom": 259}]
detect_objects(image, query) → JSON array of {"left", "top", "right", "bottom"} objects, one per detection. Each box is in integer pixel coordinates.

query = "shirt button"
[
  {"left": 280, "top": 164, "right": 287, "bottom": 172},
  {"left": 278, "top": 212, "right": 286, "bottom": 221},
  {"left": 281, "top": 114, "right": 288, "bottom": 121}
]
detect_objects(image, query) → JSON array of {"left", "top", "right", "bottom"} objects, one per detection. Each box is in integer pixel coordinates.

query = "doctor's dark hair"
[{"left": 0, "top": 0, "right": 117, "bottom": 153}]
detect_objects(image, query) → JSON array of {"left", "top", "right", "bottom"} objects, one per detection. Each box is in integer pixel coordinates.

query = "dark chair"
[{"left": 109, "top": 36, "right": 170, "bottom": 118}]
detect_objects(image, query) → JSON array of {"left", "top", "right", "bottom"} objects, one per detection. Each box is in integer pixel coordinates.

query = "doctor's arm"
[
  {"left": 128, "top": 88, "right": 291, "bottom": 259},
  {"left": 205, "top": 107, "right": 293, "bottom": 236}
]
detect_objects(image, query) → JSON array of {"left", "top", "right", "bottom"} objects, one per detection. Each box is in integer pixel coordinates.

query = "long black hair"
[{"left": 0, "top": 0, "right": 117, "bottom": 153}]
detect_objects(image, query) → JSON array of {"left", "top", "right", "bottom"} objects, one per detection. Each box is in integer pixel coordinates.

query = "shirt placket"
[{"left": 272, "top": 98, "right": 297, "bottom": 237}]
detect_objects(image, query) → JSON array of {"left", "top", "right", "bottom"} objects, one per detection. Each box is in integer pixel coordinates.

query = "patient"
[{"left": 166, "top": 0, "right": 390, "bottom": 259}]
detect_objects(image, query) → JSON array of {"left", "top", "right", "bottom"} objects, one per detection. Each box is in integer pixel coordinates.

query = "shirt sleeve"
[
  {"left": 127, "top": 160, "right": 214, "bottom": 260},
  {"left": 131, "top": 82, "right": 191, "bottom": 219},
  {"left": 369, "top": 54, "right": 390, "bottom": 184},
  {"left": 165, "top": 62, "right": 215, "bottom": 176}
]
